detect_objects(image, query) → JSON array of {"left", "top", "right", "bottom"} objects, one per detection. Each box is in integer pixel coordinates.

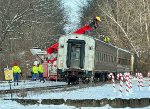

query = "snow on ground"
[
  {"left": 2, "top": 77, "right": 149, "bottom": 100},
  {"left": 0, "top": 77, "right": 150, "bottom": 109}
]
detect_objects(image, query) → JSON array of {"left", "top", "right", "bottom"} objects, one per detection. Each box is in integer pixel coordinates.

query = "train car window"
[
  {"left": 75, "top": 47, "right": 80, "bottom": 59},
  {"left": 102, "top": 53, "right": 104, "bottom": 61},
  {"left": 118, "top": 58, "right": 129, "bottom": 65},
  {"left": 101, "top": 53, "right": 103, "bottom": 61},
  {"left": 114, "top": 57, "right": 116, "bottom": 63},
  {"left": 104, "top": 54, "right": 106, "bottom": 62},
  {"left": 106, "top": 54, "right": 108, "bottom": 62},
  {"left": 97, "top": 52, "right": 99, "bottom": 62},
  {"left": 60, "top": 44, "right": 64, "bottom": 48},
  {"left": 108, "top": 55, "right": 110, "bottom": 62},
  {"left": 111, "top": 56, "right": 113, "bottom": 63},
  {"left": 96, "top": 52, "right": 98, "bottom": 62},
  {"left": 105, "top": 54, "right": 108, "bottom": 62},
  {"left": 99, "top": 52, "right": 101, "bottom": 61},
  {"left": 89, "top": 46, "right": 93, "bottom": 50},
  {"left": 107, "top": 54, "right": 109, "bottom": 62},
  {"left": 98, "top": 52, "right": 99, "bottom": 61}
]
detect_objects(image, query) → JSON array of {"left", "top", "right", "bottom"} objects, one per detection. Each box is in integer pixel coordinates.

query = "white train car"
[
  {"left": 57, "top": 34, "right": 134, "bottom": 84},
  {"left": 57, "top": 34, "right": 95, "bottom": 71}
]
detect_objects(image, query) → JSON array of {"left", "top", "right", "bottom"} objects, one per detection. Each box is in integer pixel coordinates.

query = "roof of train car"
[
  {"left": 94, "top": 38, "right": 130, "bottom": 53},
  {"left": 60, "top": 34, "right": 130, "bottom": 53}
]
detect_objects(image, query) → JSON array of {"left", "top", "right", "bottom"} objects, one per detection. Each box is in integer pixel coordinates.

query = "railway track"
[
  {"left": 0, "top": 84, "right": 67, "bottom": 94},
  {"left": 0, "top": 81, "right": 106, "bottom": 95}
]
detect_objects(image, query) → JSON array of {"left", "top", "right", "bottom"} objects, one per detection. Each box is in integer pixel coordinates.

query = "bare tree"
[
  {"left": 0, "top": 0, "right": 33, "bottom": 47},
  {"left": 0, "top": 0, "right": 66, "bottom": 80},
  {"left": 80, "top": 0, "right": 150, "bottom": 72}
]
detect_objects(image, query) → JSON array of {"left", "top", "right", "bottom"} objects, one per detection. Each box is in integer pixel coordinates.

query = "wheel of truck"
[
  {"left": 68, "top": 78, "right": 70, "bottom": 85},
  {"left": 102, "top": 74, "right": 105, "bottom": 82},
  {"left": 93, "top": 77, "right": 99, "bottom": 83}
]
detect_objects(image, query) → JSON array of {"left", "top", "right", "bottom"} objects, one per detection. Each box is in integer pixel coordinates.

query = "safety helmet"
[
  {"left": 13, "top": 62, "right": 17, "bottom": 66},
  {"left": 34, "top": 61, "right": 38, "bottom": 66},
  {"left": 95, "top": 16, "right": 101, "bottom": 22}
]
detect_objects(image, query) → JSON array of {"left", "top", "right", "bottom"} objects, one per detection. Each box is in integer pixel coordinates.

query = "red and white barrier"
[
  {"left": 136, "top": 72, "right": 143, "bottom": 91},
  {"left": 117, "top": 73, "right": 124, "bottom": 95},
  {"left": 148, "top": 72, "right": 150, "bottom": 90},
  {"left": 108, "top": 73, "right": 116, "bottom": 92},
  {"left": 124, "top": 72, "right": 130, "bottom": 95},
  {"left": 136, "top": 72, "right": 140, "bottom": 88},
  {"left": 129, "top": 74, "right": 133, "bottom": 93},
  {"left": 140, "top": 73, "right": 143, "bottom": 91}
]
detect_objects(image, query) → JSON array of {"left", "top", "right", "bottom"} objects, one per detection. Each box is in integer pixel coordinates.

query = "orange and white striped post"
[{"left": 108, "top": 73, "right": 116, "bottom": 92}]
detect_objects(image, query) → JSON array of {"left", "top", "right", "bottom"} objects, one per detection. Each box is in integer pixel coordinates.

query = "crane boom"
[{"left": 46, "top": 16, "right": 101, "bottom": 58}]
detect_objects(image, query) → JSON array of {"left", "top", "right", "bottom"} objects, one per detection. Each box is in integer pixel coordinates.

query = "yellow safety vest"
[
  {"left": 32, "top": 66, "right": 38, "bottom": 74},
  {"left": 38, "top": 64, "right": 44, "bottom": 73},
  {"left": 12, "top": 66, "right": 21, "bottom": 73},
  {"left": 104, "top": 37, "right": 110, "bottom": 43}
]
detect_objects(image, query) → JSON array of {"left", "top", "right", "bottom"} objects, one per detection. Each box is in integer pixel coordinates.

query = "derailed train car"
[{"left": 57, "top": 34, "right": 135, "bottom": 84}]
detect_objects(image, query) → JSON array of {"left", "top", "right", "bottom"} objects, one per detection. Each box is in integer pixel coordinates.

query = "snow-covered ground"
[
  {"left": 1, "top": 77, "right": 149, "bottom": 99},
  {"left": 24, "top": 81, "right": 149, "bottom": 100},
  {"left": 0, "top": 77, "right": 150, "bottom": 109}
]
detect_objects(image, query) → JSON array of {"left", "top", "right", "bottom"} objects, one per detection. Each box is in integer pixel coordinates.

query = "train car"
[{"left": 57, "top": 34, "right": 134, "bottom": 84}]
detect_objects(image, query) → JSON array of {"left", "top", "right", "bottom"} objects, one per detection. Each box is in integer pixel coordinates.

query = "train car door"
[
  {"left": 70, "top": 44, "right": 81, "bottom": 68},
  {"left": 67, "top": 39, "right": 85, "bottom": 69}
]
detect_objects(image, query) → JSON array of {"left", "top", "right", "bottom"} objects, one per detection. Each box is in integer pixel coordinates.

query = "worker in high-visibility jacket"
[
  {"left": 38, "top": 60, "right": 45, "bottom": 83},
  {"left": 104, "top": 37, "right": 110, "bottom": 43},
  {"left": 12, "top": 62, "right": 21, "bottom": 86},
  {"left": 31, "top": 62, "right": 39, "bottom": 81},
  {"left": 89, "top": 16, "right": 101, "bottom": 29}
]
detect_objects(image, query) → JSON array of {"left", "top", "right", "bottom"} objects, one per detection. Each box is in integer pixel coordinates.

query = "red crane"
[{"left": 46, "top": 16, "right": 101, "bottom": 63}]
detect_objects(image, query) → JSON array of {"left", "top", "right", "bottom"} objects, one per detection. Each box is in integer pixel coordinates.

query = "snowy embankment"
[{"left": 0, "top": 77, "right": 150, "bottom": 108}]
